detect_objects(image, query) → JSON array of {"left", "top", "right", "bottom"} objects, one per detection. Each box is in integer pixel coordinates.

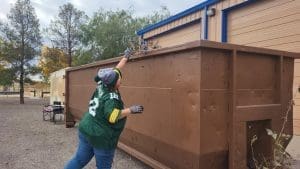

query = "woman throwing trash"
[{"left": 65, "top": 48, "right": 144, "bottom": 169}]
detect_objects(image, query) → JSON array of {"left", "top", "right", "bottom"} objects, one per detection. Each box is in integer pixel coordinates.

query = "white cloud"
[{"left": 1, "top": 0, "right": 205, "bottom": 25}]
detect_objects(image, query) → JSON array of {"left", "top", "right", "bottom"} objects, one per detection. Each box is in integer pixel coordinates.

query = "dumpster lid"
[{"left": 67, "top": 40, "right": 300, "bottom": 72}]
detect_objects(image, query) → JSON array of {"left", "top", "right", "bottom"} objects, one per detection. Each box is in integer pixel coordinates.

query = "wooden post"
[{"left": 229, "top": 49, "right": 237, "bottom": 169}]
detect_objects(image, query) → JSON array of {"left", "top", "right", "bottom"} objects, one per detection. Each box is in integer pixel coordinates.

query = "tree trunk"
[
  {"left": 20, "top": 29, "right": 25, "bottom": 104},
  {"left": 19, "top": 63, "right": 24, "bottom": 104},
  {"left": 68, "top": 32, "right": 72, "bottom": 67},
  {"left": 68, "top": 48, "right": 72, "bottom": 67}
]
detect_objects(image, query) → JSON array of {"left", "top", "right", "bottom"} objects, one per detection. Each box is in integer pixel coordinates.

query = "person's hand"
[
  {"left": 129, "top": 105, "right": 144, "bottom": 114},
  {"left": 124, "top": 47, "right": 133, "bottom": 59}
]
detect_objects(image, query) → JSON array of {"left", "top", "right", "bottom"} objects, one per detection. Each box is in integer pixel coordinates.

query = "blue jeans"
[{"left": 64, "top": 131, "right": 115, "bottom": 169}]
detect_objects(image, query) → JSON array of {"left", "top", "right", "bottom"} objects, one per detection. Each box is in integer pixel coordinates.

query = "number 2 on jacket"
[{"left": 89, "top": 98, "right": 99, "bottom": 117}]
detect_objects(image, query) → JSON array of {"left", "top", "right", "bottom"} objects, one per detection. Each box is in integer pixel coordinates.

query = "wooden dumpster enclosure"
[{"left": 65, "top": 40, "right": 299, "bottom": 169}]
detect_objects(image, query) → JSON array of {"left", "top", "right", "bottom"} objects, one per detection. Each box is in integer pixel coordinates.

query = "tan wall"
[
  {"left": 207, "top": 0, "right": 245, "bottom": 41},
  {"left": 50, "top": 68, "right": 66, "bottom": 105},
  {"left": 147, "top": 22, "right": 202, "bottom": 48},
  {"left": 143, "top": 10, "right": 203, "bottom": 39},
  {"left": 227, "top": 0, "right": 300, "bottom": 52},
  {"left": 143, "top": 0, "right": 246, "bottom": 48}
]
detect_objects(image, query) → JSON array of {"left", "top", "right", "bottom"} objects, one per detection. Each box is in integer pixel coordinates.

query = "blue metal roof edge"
[
  {"left": 221, "top": 0, "right": 257, "bottom": 42},
  {"left": 137, "top": 0, "right": 220, "bottom": 36}
]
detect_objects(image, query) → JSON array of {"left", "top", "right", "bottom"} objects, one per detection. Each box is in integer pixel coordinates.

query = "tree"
[
  {"left": 47, "top": 3, "right": 87, "bottom": 67},
  {"left": 39, "top": 46, "right": 68, "bottom": 82},
  {"left": 0, "top": 63, "right": 14, "bottom": 87},
  {"left": 0, "top": 0, "right": 41, "bottom": 104},
  {"left": 77, "top": 7, "right": 170, "bottom": 65},
  {"left": 138, "top": 6, "right": 171, "bottom": 26}
]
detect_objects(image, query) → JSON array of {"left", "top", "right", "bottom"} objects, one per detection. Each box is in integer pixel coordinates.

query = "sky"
[
  {"left": 0, "top": 0, "right": 206, "bottom": 29},
  {"left": 0, "top": 0, "right": 206, "bottom": 81}
]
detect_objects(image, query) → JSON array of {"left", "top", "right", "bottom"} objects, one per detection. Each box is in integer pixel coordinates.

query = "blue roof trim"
[
  {"left": 137, "top": 0, "right": 220, "bottom": 36},
  {"left": 144, "top": 19, "right": 201, "bottom": 40},
  {"left": 223, "top": 0, "right": 257, "bottom": 12},
  {"left": 221, "top": 0, "right": 257, "bottom": 42}
]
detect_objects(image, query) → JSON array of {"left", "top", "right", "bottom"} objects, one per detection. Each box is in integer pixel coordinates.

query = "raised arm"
[
  {"left": 115, "top": 57, "right": 128, "bottom": 70},
  {"left": 115, "top": 48, "right": 133, "bottom": 70}
]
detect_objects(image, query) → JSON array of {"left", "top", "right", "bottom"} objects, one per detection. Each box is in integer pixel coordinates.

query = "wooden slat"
[
  {"left": 150, "top": 22, "right": 201, "bottom": 48},
  {"left": 236, "top": 104, "right": 281, "bottom": 122},
  {"left": 118, "top": 142, "right": 171, "bottom": 169},
  {"left": 229, "top": 21, "right": 300, "bottom": 44},
  {"left": 245, "top": 35, "right": 300, "bottom": 47},
  {"left": 263, "top": 42, "right": 300, "bottom": 53},
  {"left": 294, "top": 111, "right": 300, "bottom": 120},
  {"left": 294, "top": 120, "right": 300, "bottom": 127},
  {"left": 229, "top": 15, "right": 300, "bottom": 36},
  {"left": 229, "top": 0, "right": 294, "bottom": 20},
  {"left": 229, "top": 1, "right": 299, "bottom": 30},
  {"left": 229, "top": 49, "right": 237, "bottom": 169},
  {"left": 294, "top": 126, "right": 300, "bottom": 135},
  {"left": 143, "top": 10, "right": 203, "bottom": 39}
]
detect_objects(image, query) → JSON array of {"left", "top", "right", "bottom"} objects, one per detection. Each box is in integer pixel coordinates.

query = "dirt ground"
[
  {"left": 0, "top": 97, "right": 299, "bottom": 169},
  {"left": 0, "top": 97, "right": 150, "bottom": 169}
]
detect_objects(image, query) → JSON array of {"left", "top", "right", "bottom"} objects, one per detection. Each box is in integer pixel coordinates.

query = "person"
[{"left": 65, "top": 48, "right": 144, "bottom": 169}]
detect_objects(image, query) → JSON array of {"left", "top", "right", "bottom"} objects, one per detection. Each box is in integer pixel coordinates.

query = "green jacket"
[{"left": 79, "top": 82, "right": 126, "bottom": 149}]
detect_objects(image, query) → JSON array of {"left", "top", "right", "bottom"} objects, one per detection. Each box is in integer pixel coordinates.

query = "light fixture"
[{"left": 206, "top": 8, "right": 216, "bottom": 17}]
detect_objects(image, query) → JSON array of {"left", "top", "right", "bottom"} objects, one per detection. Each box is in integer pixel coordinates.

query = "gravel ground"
[
  {"left": 0, "top": 97, "right": 150, "bottom": 169},
  {"left": 1, "top": 96, "right": 299, "bottom": 169}
]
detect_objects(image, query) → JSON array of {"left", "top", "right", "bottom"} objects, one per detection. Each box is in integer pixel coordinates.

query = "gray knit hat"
[{"left": 97, "top": 68, "right": 120, "bottom": 88}]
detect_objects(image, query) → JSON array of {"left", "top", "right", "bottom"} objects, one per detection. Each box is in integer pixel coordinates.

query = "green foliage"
[
  {"left": 76, "top": 7, "right": 170, "bottom": 65},
  {"left": 39, "top": 46, "right": 68, "bottom": 82},
  {"left": 73, "top": 49, "right": 97, "bottom": 66},
  {"left": 0, "top": 65, "right": 14, "bottom": 86},
  {"left": 0, "top": 0, "right": 41, "bottom": 103},
  {"left": 46, "top": 3, "right": 87, "bottom": 66}
]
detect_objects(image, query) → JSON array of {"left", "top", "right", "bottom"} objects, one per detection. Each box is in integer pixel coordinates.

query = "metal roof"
[{"left": 136, "top": 0, "right": 220, "bottom": 36}]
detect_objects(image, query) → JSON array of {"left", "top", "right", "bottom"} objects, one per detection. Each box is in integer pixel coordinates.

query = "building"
[{"left": 137, "top": 0, "right": 300, "bottom": 134}]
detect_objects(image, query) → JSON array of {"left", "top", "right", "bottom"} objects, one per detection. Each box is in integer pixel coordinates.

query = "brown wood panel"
[
  {"left": 282, "top": 57, "right": 294, "bottom": 135},
  {"left": 68, "top": 85, "right": 94, "bottom": 119},
  {"left": 65, "top": 40, "right": 296, "bottom": 168},
  {"left": 201, "top": 48, "right": 230, "bottom": 89},
  {"left": 200, "top": 91, "right": 229, "bottom": 154},
  {"left": 236, "top": 52, "right": 277, "bottom": 89},
  {"left": 236, "top": 104, "right": 281, "bottom": 121},
  {"left": 236, "top": 90, "right": 278, "bottom": 106}
]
